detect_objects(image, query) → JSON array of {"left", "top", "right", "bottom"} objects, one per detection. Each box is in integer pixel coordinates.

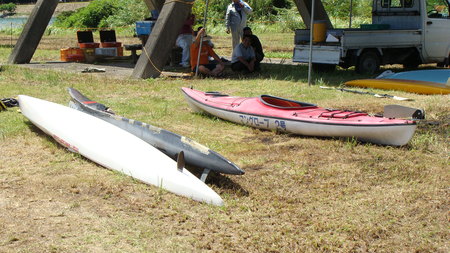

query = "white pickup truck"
[{"left": 293, "top": 0, "right": 450, "bottom": 74}]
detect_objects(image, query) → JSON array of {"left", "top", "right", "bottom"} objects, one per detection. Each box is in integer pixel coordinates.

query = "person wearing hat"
[
  {"left": 190, "top": 28, "right": 224, "bottom": 77},
  {"left": 226, "top": 0, "right": 252, "bottom": 54}
]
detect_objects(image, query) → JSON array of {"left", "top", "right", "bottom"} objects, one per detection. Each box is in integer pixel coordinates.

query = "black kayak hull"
[{"left": 67, "top": 88, "right": 244, "bottom": 175}]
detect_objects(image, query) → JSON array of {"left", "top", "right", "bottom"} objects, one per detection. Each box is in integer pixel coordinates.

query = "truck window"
[
  {"left": 427, "top": 0, "right": 449, "bottom": 18},
  {"left": 381, "top": 0, "right": 414, "bottom": 8}
]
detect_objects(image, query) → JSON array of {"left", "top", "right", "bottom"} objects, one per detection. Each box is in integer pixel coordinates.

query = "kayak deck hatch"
[{"left": 259, "top": 95, "right": 317, "bottom": 109}]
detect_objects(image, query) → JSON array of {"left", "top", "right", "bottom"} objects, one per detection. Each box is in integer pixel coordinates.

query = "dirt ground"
[{"left": 14, "top": 2, "right": 89, "bottom": 16}]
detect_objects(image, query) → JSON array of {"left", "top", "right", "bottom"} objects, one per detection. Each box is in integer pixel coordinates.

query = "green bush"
[
  {"left": 102, "top": 0, "right": 148, "bottom": 28},
  {"left": 54, "top": 0, "right": 120, "bottom": 29},
  {"left": 54, "top": 10, "right": 75, "bottom": 25},
  {"left": 194, "top": 0, "right": 292, "bottom": 27},
  {"left": 0, "top": 3, "right": 16, "bottom": 13},
  {"left": 324, "top": 0, "right": 372, "bottom": 19},
  {"left": 274, "top": 7, "right": 306, "bottom": 32},
  {"left": 52, "top": 0, "right": 372, "bottom": 32}
]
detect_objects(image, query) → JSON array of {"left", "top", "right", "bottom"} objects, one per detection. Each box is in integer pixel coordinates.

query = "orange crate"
[
  {"left": 66, "top": 55, "right": 85, "bottom": 62},
  {"left": 101, "top": 42, "right": 122, "bottom": 48},
  {"left": 79, "top": 42, "right": 100, "bottom": 48},
  {"left": 60, "top": 47, "right": 85, "bottom": 62}
]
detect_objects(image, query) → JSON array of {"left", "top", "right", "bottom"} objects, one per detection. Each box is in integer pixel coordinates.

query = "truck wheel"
[
  {"left": 403, "top": 51, "right": 421, "bottom": 69},
  {"left": 403, "top": 61, "right": 420, "bottom": 69},
  {"left": 356, "top": 51, "right": 380, "bottom": 74},
  {"left": 312, "top": 63, "right": 336, "bottom": 73}
]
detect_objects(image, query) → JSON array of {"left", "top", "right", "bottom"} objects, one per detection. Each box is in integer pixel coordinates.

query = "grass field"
[{"left": 0, "top": 23, "right": 449, "bottom": 252}]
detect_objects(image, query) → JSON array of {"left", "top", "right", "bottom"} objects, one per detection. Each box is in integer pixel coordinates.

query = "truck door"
[{"left": 423, "top": 0, "right": 450, "bottom": 62}]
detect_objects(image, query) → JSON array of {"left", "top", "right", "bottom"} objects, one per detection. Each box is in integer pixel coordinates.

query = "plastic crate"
[
  {"left": 60, "top": 47, "right": 85, "bottom": 62},
  {"left": 101, "top": 42, "right": 122, "bottom": 48},
  {"left": 100, "top": 30, "right": 117, "bottom": 42},
  {"left": 79, "top": 42, "right": 100, "bottom": 49},
  {"left": 77, "top": 30, "right": 94, "bottom": 43},
  {"left": 136, "top": 21, "right": 155, "bottom": 36},
  {"left": 95, "top": 47, "right": 118, "bottom": 57}
]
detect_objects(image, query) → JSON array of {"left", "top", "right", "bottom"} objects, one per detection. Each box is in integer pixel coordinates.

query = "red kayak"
[{"left": 181, "top": 87, "right": 417, "bottom": 146}]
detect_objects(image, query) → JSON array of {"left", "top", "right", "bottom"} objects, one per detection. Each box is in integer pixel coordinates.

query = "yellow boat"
[{"left": 345, "top": 79, "right": 450, "bottom": 95}]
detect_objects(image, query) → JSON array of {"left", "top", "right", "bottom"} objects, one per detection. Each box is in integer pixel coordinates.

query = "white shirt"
[
  {"left": 231, "top": 43, "right": 255, "bottom": 63},
  {"left": 225, "top": 1, "right": 252, "bottom": 29}
]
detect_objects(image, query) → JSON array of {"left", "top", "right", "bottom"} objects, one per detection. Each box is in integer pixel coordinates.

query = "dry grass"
[{"left": 0, "top": 28, "right": 449, "bottom": 252}]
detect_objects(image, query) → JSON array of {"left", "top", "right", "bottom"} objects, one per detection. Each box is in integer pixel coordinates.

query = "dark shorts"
[{"left": 192, "top": 63, "right": 217, "bottom": 73}]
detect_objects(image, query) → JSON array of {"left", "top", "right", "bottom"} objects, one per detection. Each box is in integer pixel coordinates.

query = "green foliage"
[
  {"left": 274, "top": 6, "right": 306, "bottom": 32},
  {"left": 54, "top": 10, "right": 75, "bottom": 25},
  {"left": 0, "top": 3, "right": 16, "bottom": 13},
  {"left": 324, "top": 0, "right": 372, "bottom": 19},
  {"left": 51, "top": 0, "right": 372, "bottom": 31},
  {"left": 53, "top": 0, "right": 148, "bottom": 29},
  {"left": 54, "top": 0, "right": 120, "bottom": 29},
  {"left": 195, "top": 0, "right": 292, "bottom": 26},
  {"left": 102, "top": 0, "right": 148, "bottom": 28}
]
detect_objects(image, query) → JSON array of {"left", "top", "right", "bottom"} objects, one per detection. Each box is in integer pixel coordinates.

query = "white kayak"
[{"left": 18, "top": 95, "right": 223, "bottom": 206}]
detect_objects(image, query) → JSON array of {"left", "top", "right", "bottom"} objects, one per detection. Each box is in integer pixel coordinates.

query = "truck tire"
[
  {"left": 403, "top": 61, "right": 421, "bottom": 69},
  {"left": 403, "top": 51, "right": 421, "bottom": 69},
  {"left": 312, "top": 63, "right": 336, "bottom": 73},
  {"left": 356, "top": 51, "right": 380, "bottom": 74}
]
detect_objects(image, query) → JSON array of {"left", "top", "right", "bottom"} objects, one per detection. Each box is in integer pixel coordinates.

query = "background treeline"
[{"left": 53, "top": 0, "right": 373, "bottom": 31}]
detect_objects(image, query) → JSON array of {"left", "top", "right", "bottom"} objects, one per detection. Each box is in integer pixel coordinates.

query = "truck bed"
[
  {"left": 293, "top": 28, "right": 422, "bottom": 64},
  {"left": 294, "top": 28, "right": 422, "bottom": 48}
]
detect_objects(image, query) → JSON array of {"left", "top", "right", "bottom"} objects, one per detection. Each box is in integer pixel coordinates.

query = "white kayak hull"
[{"left": 18, "top": 95, "right": 223, "bottom": 206}]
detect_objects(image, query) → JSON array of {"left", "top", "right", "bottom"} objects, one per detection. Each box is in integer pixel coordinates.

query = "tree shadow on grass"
[
  {"left": 256, "top": 62, "right": 374, "bottom": 85},
  {"left": 179, "top": 62, "right": 375, "bottom": 87}
]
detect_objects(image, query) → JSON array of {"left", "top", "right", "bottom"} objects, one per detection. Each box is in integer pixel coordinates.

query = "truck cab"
[
  {"left": 292, "top": 0, "right": 450, "bottom": 74},
  {"left": 421, "top": 0, "right": 450, "bottom": 63}
]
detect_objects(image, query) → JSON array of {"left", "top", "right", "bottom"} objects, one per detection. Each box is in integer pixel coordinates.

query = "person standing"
[
  {"left": 176, "top": 13, "right": 195, "bottom": 68},
  {"left": 226, "top": 0, "right": 252, "bottom": 53},
  {"left": 231, "top": 34, "right": 259, "bottom": 73}
]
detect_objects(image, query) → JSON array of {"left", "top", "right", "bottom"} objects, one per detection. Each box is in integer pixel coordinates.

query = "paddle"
[{"left": 319, "top": 86, "right": 412, "bottom": 101}]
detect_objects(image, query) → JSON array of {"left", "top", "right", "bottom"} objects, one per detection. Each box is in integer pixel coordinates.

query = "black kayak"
[{"left": 67, "top": 88, "right": 244, "bottom": 180}]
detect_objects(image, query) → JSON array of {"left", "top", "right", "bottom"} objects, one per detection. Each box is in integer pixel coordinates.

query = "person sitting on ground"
[
  {"left": 195, "top": 26, "right": 214, "bottom": 48},
  {"left": 194, "top": 26, "right": 230, "bottom": 64},
  {"left": 231, "top": 34, "right": 259, "bottom": 72},
  {"left": 243, "top": 26, "right": 264, "bottom": 64},
  {"left": 176, "top": 13, "right": 195, "bottom": 68},
  {"left": 190, "top": 28, "right": 225, "bottom": 77}
]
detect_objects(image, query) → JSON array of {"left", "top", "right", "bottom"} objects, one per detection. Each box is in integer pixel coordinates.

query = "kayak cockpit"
[{"left": 259, "top": 95, "right": 316, "bottom": 109}]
